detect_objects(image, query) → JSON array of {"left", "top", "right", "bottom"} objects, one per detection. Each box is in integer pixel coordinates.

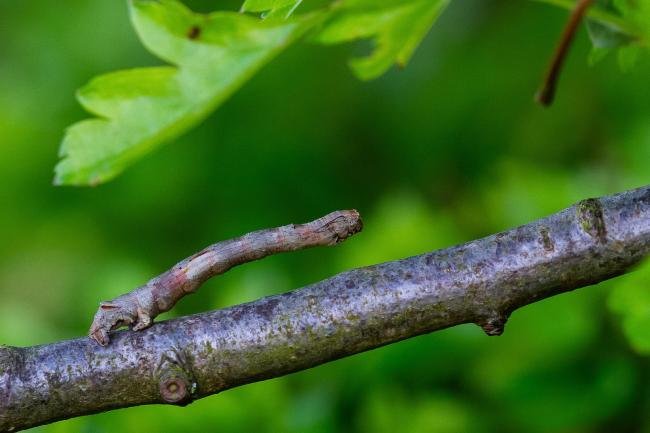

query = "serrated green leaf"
[
  {"left": 56, "top": 0, "right": 453, "bottom": 184},
  {"left": 314, "top": 0, "right": 450, "bottom": 80},
  {"left": 55, "top": 0, "right": 311, "bottom": 185},
  {"left": 608, "top": 259, "right": 650, "bottom": 355}
]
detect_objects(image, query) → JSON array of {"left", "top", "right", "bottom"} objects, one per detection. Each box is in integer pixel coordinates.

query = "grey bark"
[{"left": 1, "top": 185, "right": 649, "bottom": 432}]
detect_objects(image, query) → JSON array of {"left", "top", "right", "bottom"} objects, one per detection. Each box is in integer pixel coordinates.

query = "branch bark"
[{"left": 1, "top": 185, "right": 649, "bottom": 432}]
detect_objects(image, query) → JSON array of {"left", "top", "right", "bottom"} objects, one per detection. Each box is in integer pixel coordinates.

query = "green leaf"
[
  {"left": 55, "top": 0, "right": 312, "bottom": 186},
  {"left": 587, "top": 16, "right": 633, "bottom": 49},
  {"left": 613, "top": 0, "right": 650, "bottom": 39},
  {"left": 313, "top": 0, "right": 450, "bottom": 80},
  {"left": 241, "top": 0, "right": 303, "bottom": 19},
  {"left": 608, "top": 259, "right": 650, "bottom": 355},
  {"left": 241, "top": 0, "right": 299, "bottom": 11},
  {"left": 585, "top": 0, "right": 635, "bottom": 64},
  {"left": 532, "top": 0, "right": 639, "bottom": 37},
  {"left": 56, "top": 0, "right": 452, "bottom": 185},
  {"left": 534, "top": 0, "right": 649, "bottom": 71}
]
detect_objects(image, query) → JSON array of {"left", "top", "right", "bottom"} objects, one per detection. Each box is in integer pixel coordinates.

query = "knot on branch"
[
  {"left": 576, "top": 198, "right": 607, "bottom": 243},
  {"left": 159, "top": 370, "right": 191, "bottom": 404},
  {"left": 156, "top": 349, "right": 197, "bottom": 405},
  {"left": 538, "top": 226, "right": 555, "bottom": 252},
  {"left": 478, "top": 313, "right": 509, "bottom": 336}
]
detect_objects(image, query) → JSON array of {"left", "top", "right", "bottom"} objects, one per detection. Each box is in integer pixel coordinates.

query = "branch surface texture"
[{"left": 1, "top": 185, "right": 649, "bottom": 432}]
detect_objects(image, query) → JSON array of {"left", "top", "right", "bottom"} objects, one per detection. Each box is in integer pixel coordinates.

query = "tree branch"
[{"left": 1, "top": 185, "right": 649, "bottom": 432}]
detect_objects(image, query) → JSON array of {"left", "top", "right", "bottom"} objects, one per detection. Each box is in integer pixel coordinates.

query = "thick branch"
[{"left": 2, "top": 185, "right": 649, "bottom": 432}]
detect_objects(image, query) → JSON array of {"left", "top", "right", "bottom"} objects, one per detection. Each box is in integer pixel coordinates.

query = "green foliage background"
[{"left": 0, "top": 0, "right": 649, "bottom": 431}]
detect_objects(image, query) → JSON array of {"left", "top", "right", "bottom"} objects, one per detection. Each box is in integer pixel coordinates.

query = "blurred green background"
[{"left": 1, "top": 0, "right": 649, "bottom": 432}]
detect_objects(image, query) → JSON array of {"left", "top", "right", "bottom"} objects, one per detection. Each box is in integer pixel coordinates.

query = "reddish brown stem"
[{"left": 536, "top": 0, "right": 594, "bottom": 106}]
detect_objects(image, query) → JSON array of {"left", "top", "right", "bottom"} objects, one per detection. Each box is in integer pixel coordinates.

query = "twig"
[
  {"left": 1, "top": 185, "right": 648, "bottom": 432},
  {"left": 536, "top": 0, "right": 593, "bottom": 106},
  {"left": 89, "top": 210, "right": 363, "bottom": 346}
]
